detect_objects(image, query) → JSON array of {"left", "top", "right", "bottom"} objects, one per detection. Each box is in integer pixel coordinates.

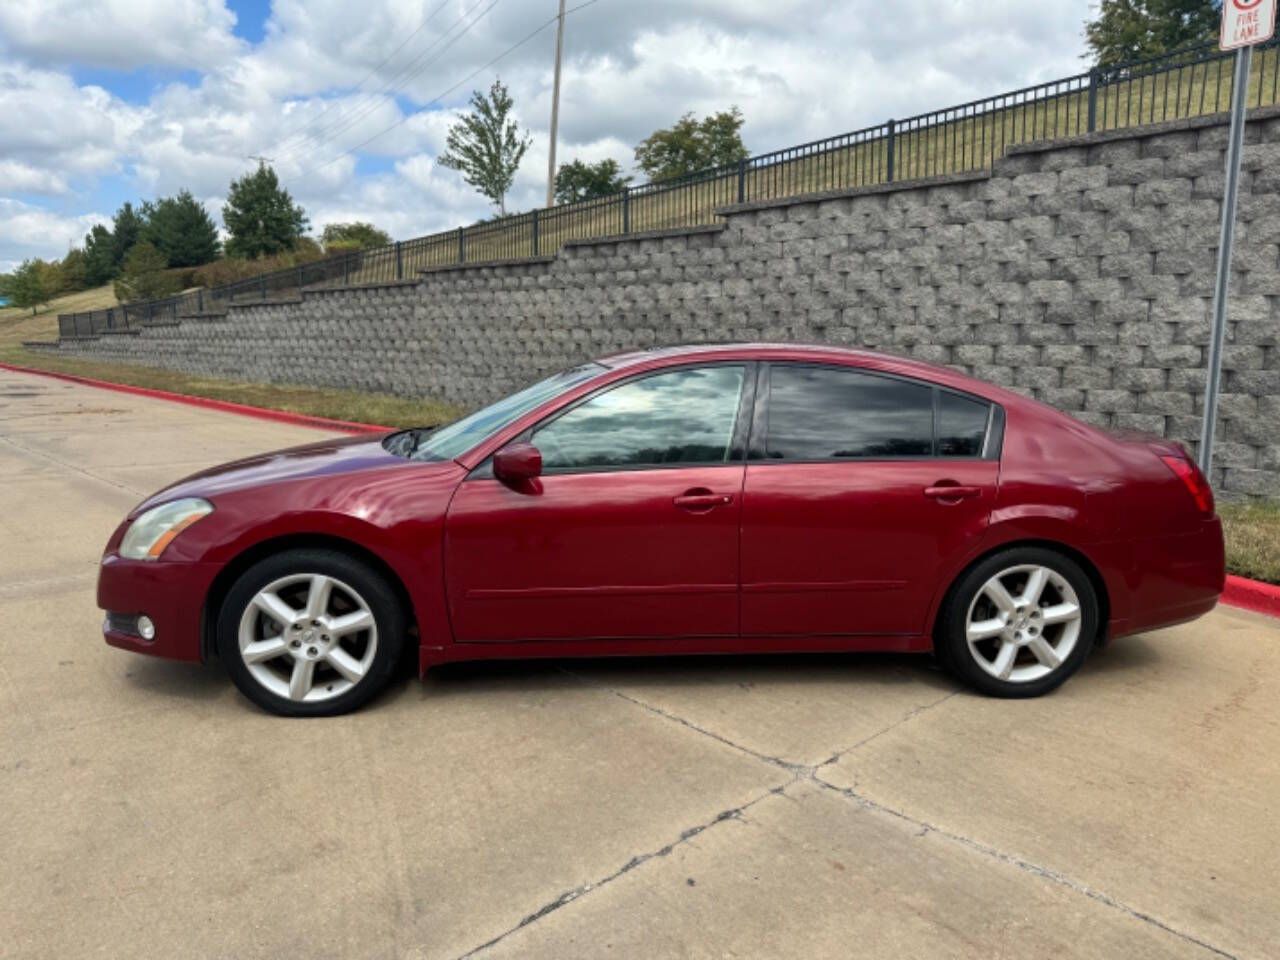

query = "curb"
[
  {"left": 1222, "top": 574, "right": 1280, "bottom": 619},
  {"left": 0, "top": 361, "right": 390, "bottom": 435}
]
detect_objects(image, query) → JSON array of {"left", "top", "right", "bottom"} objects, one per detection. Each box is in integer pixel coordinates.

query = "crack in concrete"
[
  {"left": 810, "top": 777, "right": 1239, "bottom": 960},
  {"left": 556, "top": 668, "right": 1239, "bottom": 960},
  {"left": 455, "top": 784, "right": 788, "bottom": 959},
  {"left": 0, "top": 433, "right": 145, "bottom": 497}
]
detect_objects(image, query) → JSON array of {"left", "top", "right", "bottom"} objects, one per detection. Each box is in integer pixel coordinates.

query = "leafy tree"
[
  {"left": 1085, "top": 0, "right": 1222, "bottom": 67},
  {"left": 222, "top": 162, "right": 309, "bottom": 259},
  {"left": 83, "top": 224, "right": 118, "bottom": 286},
  {"left": 113, "top": 241, "right": 180, "bottom": 303},
  {"left": 111, "top": 202, "right": 145, "bottom": 269},
  {"left": 438, "top": 80, "right": 532, "bottom": 216},
  {"left": 321, "top": 221, "right": 392, "bottom": 252},
  {"left": 553, "top": 158, "right": 632, "bottom": 205},
  {"left": 8, "top": 259, "right": 52, "bottom": 314},
  {"left": 59, "top": 248, "right": 88, "bottom": 293},
  {"left": 0, "top": 272, "right": 12, "bottom": 300},
  {"left": 144, "top": 190, "right": 220, "bottom": 267},
  {"left": 634, "top": 107, "right": 749, "bottom": 182}
]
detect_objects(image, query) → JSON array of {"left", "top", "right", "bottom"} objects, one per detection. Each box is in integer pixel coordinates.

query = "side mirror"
[{"left": 493, "top": 442, "right": 542, "bottom": 484}]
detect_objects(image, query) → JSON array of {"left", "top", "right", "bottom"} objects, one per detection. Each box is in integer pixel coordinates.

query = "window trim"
[
  {"left": 476, "top": 360, "right": 758, "bottom": 478},
  {"left": 752, "top": 361, "right": 1004, "bottom": 465}
]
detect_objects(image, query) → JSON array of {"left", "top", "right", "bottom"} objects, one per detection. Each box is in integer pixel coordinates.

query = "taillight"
[{"left": 1160, "top": 455, "right": 1215, "bottom": 516}]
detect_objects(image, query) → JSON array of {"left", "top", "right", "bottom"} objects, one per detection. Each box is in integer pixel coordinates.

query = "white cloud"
[
  {"left": 0, "top": 0, "right": 1096, "bottom": 269},
  {"left": 0, "top": 0, "right": 242, "bottom": 70},
  {"left": 0, "top": 198, "right": 108, "bottom": 272}
]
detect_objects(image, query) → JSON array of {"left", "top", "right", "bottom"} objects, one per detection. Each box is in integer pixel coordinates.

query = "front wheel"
[
  {"left": 936, "top": 547, "right": 1098, "bottom": 698},
  {"left": 217, "top": 549, "right": 405, "bottom": 716}
]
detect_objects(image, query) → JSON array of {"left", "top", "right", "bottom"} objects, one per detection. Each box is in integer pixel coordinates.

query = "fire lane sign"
[{"left": 1221, "top": 0, "right": 1276, "bottom": 50}]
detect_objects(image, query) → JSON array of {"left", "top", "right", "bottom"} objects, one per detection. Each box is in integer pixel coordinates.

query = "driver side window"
[{"left": 533, "top": 365, "right": 746, "bottom": 472}]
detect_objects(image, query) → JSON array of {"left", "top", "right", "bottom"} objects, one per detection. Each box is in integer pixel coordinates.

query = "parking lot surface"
[{"left": 2, "top": 367, "right": 1277, "bottom": 960}]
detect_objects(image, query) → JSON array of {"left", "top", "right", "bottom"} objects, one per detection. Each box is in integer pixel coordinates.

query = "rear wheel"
[
  {"left": 937, "top": 546, "right": 1097, "bottom": 698},
  {"left": 217, "top": 549, "right": 404, "bottom": 716}
]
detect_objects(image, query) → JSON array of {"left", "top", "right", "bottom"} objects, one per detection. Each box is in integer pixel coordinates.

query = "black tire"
[
  {"left": 935, "top": 546, "right": 1098, "bottom": 699},
  {"left": 217, "top": 548, "right": 405, "bottom": 717}
]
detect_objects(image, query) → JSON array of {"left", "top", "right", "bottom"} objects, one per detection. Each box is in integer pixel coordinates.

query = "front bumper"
[{"left": 98, "top": 554, "right": 223, "bottom": 662}]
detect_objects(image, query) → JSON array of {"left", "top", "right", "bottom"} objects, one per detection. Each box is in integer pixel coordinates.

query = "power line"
[
  {"left": 271, "top": 0, "right": 502, "bottom": 166},
  {"left": 268, "top": 0, "right": 454, "bottom": 158},
  {"left": 286, "top": 0, "right": 601, "bottom": 186}
]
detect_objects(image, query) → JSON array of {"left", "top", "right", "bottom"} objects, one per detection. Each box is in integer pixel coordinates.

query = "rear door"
[
  {"left": 445, "top": 363, "right": 754, "bottom": 643},
  {"left": 740, "top": 363, "right": 1000, "bottom": 637}
]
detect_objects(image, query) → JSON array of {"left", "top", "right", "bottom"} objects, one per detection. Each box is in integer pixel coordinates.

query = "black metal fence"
[{"left": 59, "top": 37, "right": 1280, "bottom": 340}]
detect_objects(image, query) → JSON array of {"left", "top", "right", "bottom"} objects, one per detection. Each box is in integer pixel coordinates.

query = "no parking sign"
[{"left": 1221, "top": 0, "right": 1276, "bottom": 50}]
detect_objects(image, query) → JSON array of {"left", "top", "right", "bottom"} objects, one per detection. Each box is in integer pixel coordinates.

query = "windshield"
[{"left": 405, "top": 363, "right": 606, "bottom": 462}]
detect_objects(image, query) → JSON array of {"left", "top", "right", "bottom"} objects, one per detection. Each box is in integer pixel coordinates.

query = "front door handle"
[
  {"left": 924, "top": 484, "right": 981, "bottom": 501},
  {"left": 674, "top": 490, "right": 734, "bottom": 509}
]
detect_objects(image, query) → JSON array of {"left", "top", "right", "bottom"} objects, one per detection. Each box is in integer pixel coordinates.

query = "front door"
[
  {"left": 445, "top": 363, "right": 752, "bottom": 643},
  {"left": 740, "top": 363, "right": 999, "bottom": 637}
]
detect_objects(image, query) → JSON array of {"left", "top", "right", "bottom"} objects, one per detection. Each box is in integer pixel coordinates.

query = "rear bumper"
[
  {"left": 1108, "top": 518, "right": 1224, "bottom": 639},
  {"left": 98, "top": 554, "right": 221, "bottom": 662}
]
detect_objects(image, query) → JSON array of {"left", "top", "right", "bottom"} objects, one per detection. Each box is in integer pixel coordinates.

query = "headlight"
[{"left": 120, "top": 498, "right": 214, "bottom": 560}]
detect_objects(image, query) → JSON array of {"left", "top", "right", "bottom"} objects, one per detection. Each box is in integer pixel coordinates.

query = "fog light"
[{"left": 137, "top": 616, "right": 156, "bottom": 641}]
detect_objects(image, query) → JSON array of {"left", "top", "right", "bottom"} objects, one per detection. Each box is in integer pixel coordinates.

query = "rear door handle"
[
  {"left": 924, "top": 484, "right": 981, "bottom": 501},
  {"left": 674, "top": 492, "right": 734, "bottom": 509}
]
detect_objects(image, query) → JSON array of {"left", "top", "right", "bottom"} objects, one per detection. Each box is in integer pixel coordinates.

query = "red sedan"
[{"left": 98, "top": 343, "right": 1224, "bottom": 716}]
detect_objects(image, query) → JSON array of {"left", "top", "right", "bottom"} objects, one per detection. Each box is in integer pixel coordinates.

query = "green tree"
[
  {"left": 113, "top": 241, "right": 180, "bottom": 303},
  {"left": 59, "top": 248, "right": 88, "bottom": 293},
  {"left": 222, "top": 162, "right": 309, "bottom": 259},
  {"left": 83, "top": 224, "right": 118, "bottom": 286},
  {"left": 8, "top": 259, "right": 52, "bottom": 314},
  {"left": 321, "top": 221, "right": 392, "bottom": 252},
  {"left": 634, "top": 108, "right": 749, "bottom": 182},
  {"left": 438, "top": 80, "right": 532, "bottom": 216},
  {"left": 1085, "top": 0, "right": 1222, "bottom": 67},
  {"left": 111, "top": 202, "right": 145, "bottom": 270},
  {"left": 144, "top": 190, "right": 220, "bottom": 267},
  {"left": 553, "top": 158, "right": 632, "bottom": 205}
]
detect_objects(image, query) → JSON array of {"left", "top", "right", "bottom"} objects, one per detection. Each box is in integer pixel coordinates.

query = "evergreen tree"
[
  {"left": 113, "top": 241, "right": 180, "bottom": 303},
  {"left": 222, "top": 163, "right": 309, "bottom": 259},
  {"left": 110, "top": 202, "right": 145, "bottom": 270},
  {"left": 83, "top": 224, "right": 118, "bottom": 286},
  {"left": 144, "top": 190, "right": 220, "bottom": 267}
]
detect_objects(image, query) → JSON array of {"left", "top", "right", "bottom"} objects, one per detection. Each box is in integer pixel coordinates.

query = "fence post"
[
  {"left": 147, "top": 303, "right": 154, "bottom": 324},
  {"left": 344, "top": 253, "right": 351, "bottom": 286},
  {"left": 260, "top": 276, "right": 267, "bottom": 300},
  {"left": 532, "top": 209, "right": 540, "bottom": 256},
  {"left": 886, "top": 118, "right": 896, "bottom": 183},
  {"left": 1087, "top": 69, "right": 1100, "bottom": 133},
  {"left": 622, "top": 188, "right": 631, "bottom": 234},
  {"left": 197, "top": 289, "right": 204, "bottom": 313},
  {"left": 457, "top": 226, "right": 465, "bottom": 264},
  {"left": 395, "top": 241, "right": 403, "bottom": 280},
  {"left": 736, "top": 158, "right": 747, "bottom": 204}
]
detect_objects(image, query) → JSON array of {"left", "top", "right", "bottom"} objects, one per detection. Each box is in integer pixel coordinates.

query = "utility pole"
[{"left": 545, "top": 0, "right": 567, "bottom": 209}]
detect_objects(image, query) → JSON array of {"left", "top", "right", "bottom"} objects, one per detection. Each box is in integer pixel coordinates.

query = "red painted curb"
[
  {"left": 0, "top": 361, "right": 391, "bottom": 435},
  {"left": 1222, "top": 574, "right": 1280, "bottom": 619}
]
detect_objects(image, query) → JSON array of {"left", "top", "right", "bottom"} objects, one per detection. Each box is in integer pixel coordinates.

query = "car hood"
[{"left": 131, "top": 433, "right": 443, "bottom": 515}]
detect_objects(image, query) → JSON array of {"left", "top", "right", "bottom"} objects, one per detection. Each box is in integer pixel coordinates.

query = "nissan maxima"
[{"left": 98, "top": 343, "right": 1224, "bottom": 716}]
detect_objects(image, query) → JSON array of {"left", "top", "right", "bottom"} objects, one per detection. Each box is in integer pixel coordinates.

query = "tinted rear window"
[
  {"left": 765, "top": 366, "right": 934, "bottom": 459},
  {"left": 938, "top": 391, "right": 991, "bottom": 457}
]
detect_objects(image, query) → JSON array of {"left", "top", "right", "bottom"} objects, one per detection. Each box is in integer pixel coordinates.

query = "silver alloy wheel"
[
  {"left": 237, "top": 573, "right": 378, "bottom": 704},
  {"left": 964, "top": 563, "right": 1082, "bottom": 684}
]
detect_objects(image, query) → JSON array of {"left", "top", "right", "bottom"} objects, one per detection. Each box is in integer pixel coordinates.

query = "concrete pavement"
[{"left": 1, "top": 367, "right": 1276, "bottom": 960}]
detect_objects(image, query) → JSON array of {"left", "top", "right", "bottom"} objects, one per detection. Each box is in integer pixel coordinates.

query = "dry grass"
[
  {"left": 0, "top": 284, "right": 119, "bottom": 323},
  {"left": 1220, "top": 502, "right": 1280, "bottom": 585}
]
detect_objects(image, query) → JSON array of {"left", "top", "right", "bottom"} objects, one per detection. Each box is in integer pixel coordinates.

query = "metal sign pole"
[{"left": 1199, "top": 43, "right": 1254, "bottom": 476}]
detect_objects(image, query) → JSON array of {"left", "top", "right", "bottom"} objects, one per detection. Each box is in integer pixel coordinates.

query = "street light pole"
[{"left": 545, "top": 0, "right": 567, "bottom": 209}]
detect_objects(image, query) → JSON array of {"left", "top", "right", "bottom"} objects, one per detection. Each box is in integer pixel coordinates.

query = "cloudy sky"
[{"left": 0, "top": 0, "right": 1096, "bottom": 272}]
